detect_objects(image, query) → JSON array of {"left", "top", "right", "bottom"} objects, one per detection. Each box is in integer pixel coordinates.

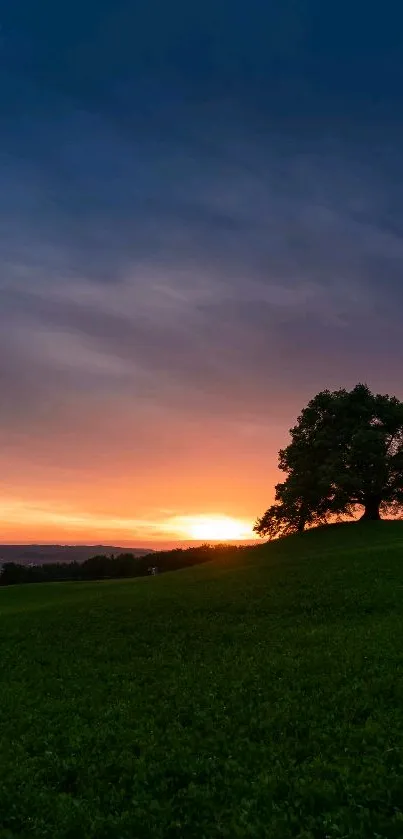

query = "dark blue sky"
[{"left": 1, "top": 1, "right": 403, "bottom": 541}]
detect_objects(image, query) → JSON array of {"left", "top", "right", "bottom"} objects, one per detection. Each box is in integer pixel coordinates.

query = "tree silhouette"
[{"left": 255, "top": 384, "right": 403, "bottom": 539}]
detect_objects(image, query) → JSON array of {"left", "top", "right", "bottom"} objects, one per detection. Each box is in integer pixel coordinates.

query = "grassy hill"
[{"left": 1, "top": 521, "right": 403, "bottom": 838}]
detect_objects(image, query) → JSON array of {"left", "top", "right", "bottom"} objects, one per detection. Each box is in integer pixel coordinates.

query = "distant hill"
[{"left": 0, "top": 545, "right": 153, "bottom": 566}]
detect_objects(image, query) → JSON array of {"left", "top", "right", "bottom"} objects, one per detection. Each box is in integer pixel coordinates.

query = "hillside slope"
[{"left": 1, "top": 522, "right": 403, "bottom": 838}]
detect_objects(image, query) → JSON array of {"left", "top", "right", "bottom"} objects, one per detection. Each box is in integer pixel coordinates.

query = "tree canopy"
[{"left": 254, "top": 384, "right": 403, "bottom": 539}]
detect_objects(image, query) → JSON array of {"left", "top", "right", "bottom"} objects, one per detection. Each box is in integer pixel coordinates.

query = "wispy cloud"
[
  {"left": 0, "top": 498, "right": 255, "bottom": 542},
  {"left": 1, "top": 1, "right": 403, "bottom": 540}
]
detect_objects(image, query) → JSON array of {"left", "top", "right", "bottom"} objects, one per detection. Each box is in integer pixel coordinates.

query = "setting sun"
[{"left": 183, "top": 515, "right": 255, "bottom": 542}]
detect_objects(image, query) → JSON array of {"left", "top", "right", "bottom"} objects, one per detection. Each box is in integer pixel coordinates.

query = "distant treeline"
[{"left": 0, "top": 544, "right": 248, "bottom": 586}]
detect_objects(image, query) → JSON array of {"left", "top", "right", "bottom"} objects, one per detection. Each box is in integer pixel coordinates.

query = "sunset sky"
[{"left": 1, "top": 2, "right": 403, "bottom": 544}]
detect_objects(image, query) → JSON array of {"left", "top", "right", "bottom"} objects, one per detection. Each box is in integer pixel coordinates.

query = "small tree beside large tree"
[{"left": 254, "top": 384, "right": 403, "bottom": 539}]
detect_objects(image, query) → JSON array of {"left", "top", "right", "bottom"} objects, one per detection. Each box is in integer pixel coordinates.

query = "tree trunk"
[
  {"left": 297, "top": 514, "right": 307, "bottom": 533},
  {"left": 361, "top": 496, "right": 381, "bottom": 521}
]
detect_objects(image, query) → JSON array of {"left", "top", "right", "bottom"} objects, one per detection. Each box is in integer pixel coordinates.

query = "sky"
[{"left": 1, "top": 1, "right": 403, "bottom": 545}]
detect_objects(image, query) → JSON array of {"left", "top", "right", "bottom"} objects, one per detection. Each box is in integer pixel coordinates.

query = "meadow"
[{"left": 1, "top": 522, "right": 403, "bottom": 838}]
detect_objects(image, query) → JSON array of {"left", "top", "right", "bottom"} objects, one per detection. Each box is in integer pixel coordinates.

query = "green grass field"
[{"left": 2, "top": 522, "right": 403, "bottom": 838}]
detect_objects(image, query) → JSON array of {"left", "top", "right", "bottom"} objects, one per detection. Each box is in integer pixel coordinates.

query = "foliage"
[
  {"left": 255, "top": 383, "right": 403, "bottom": 538},
  {"left": 2, "top": 522, "right": 403, "bottom": 836},
  {"left": 0, "top": 544, "right": 243, "bottom": 586}
]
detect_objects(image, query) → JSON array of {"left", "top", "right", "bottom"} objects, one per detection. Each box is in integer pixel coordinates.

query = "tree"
[{"left": 254, "top": 384, "right": 403, "bottom": 539}]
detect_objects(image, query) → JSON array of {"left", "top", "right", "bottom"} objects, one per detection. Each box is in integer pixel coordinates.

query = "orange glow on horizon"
[
  {"left": 178, "top": 515, "right": 255, "bottom": 541},
  {"left": 1, "top": 407, "right": 280, "bottom": 546},
  {"left": 0, "top": 497, "right": 259, "bottom": 546}
]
